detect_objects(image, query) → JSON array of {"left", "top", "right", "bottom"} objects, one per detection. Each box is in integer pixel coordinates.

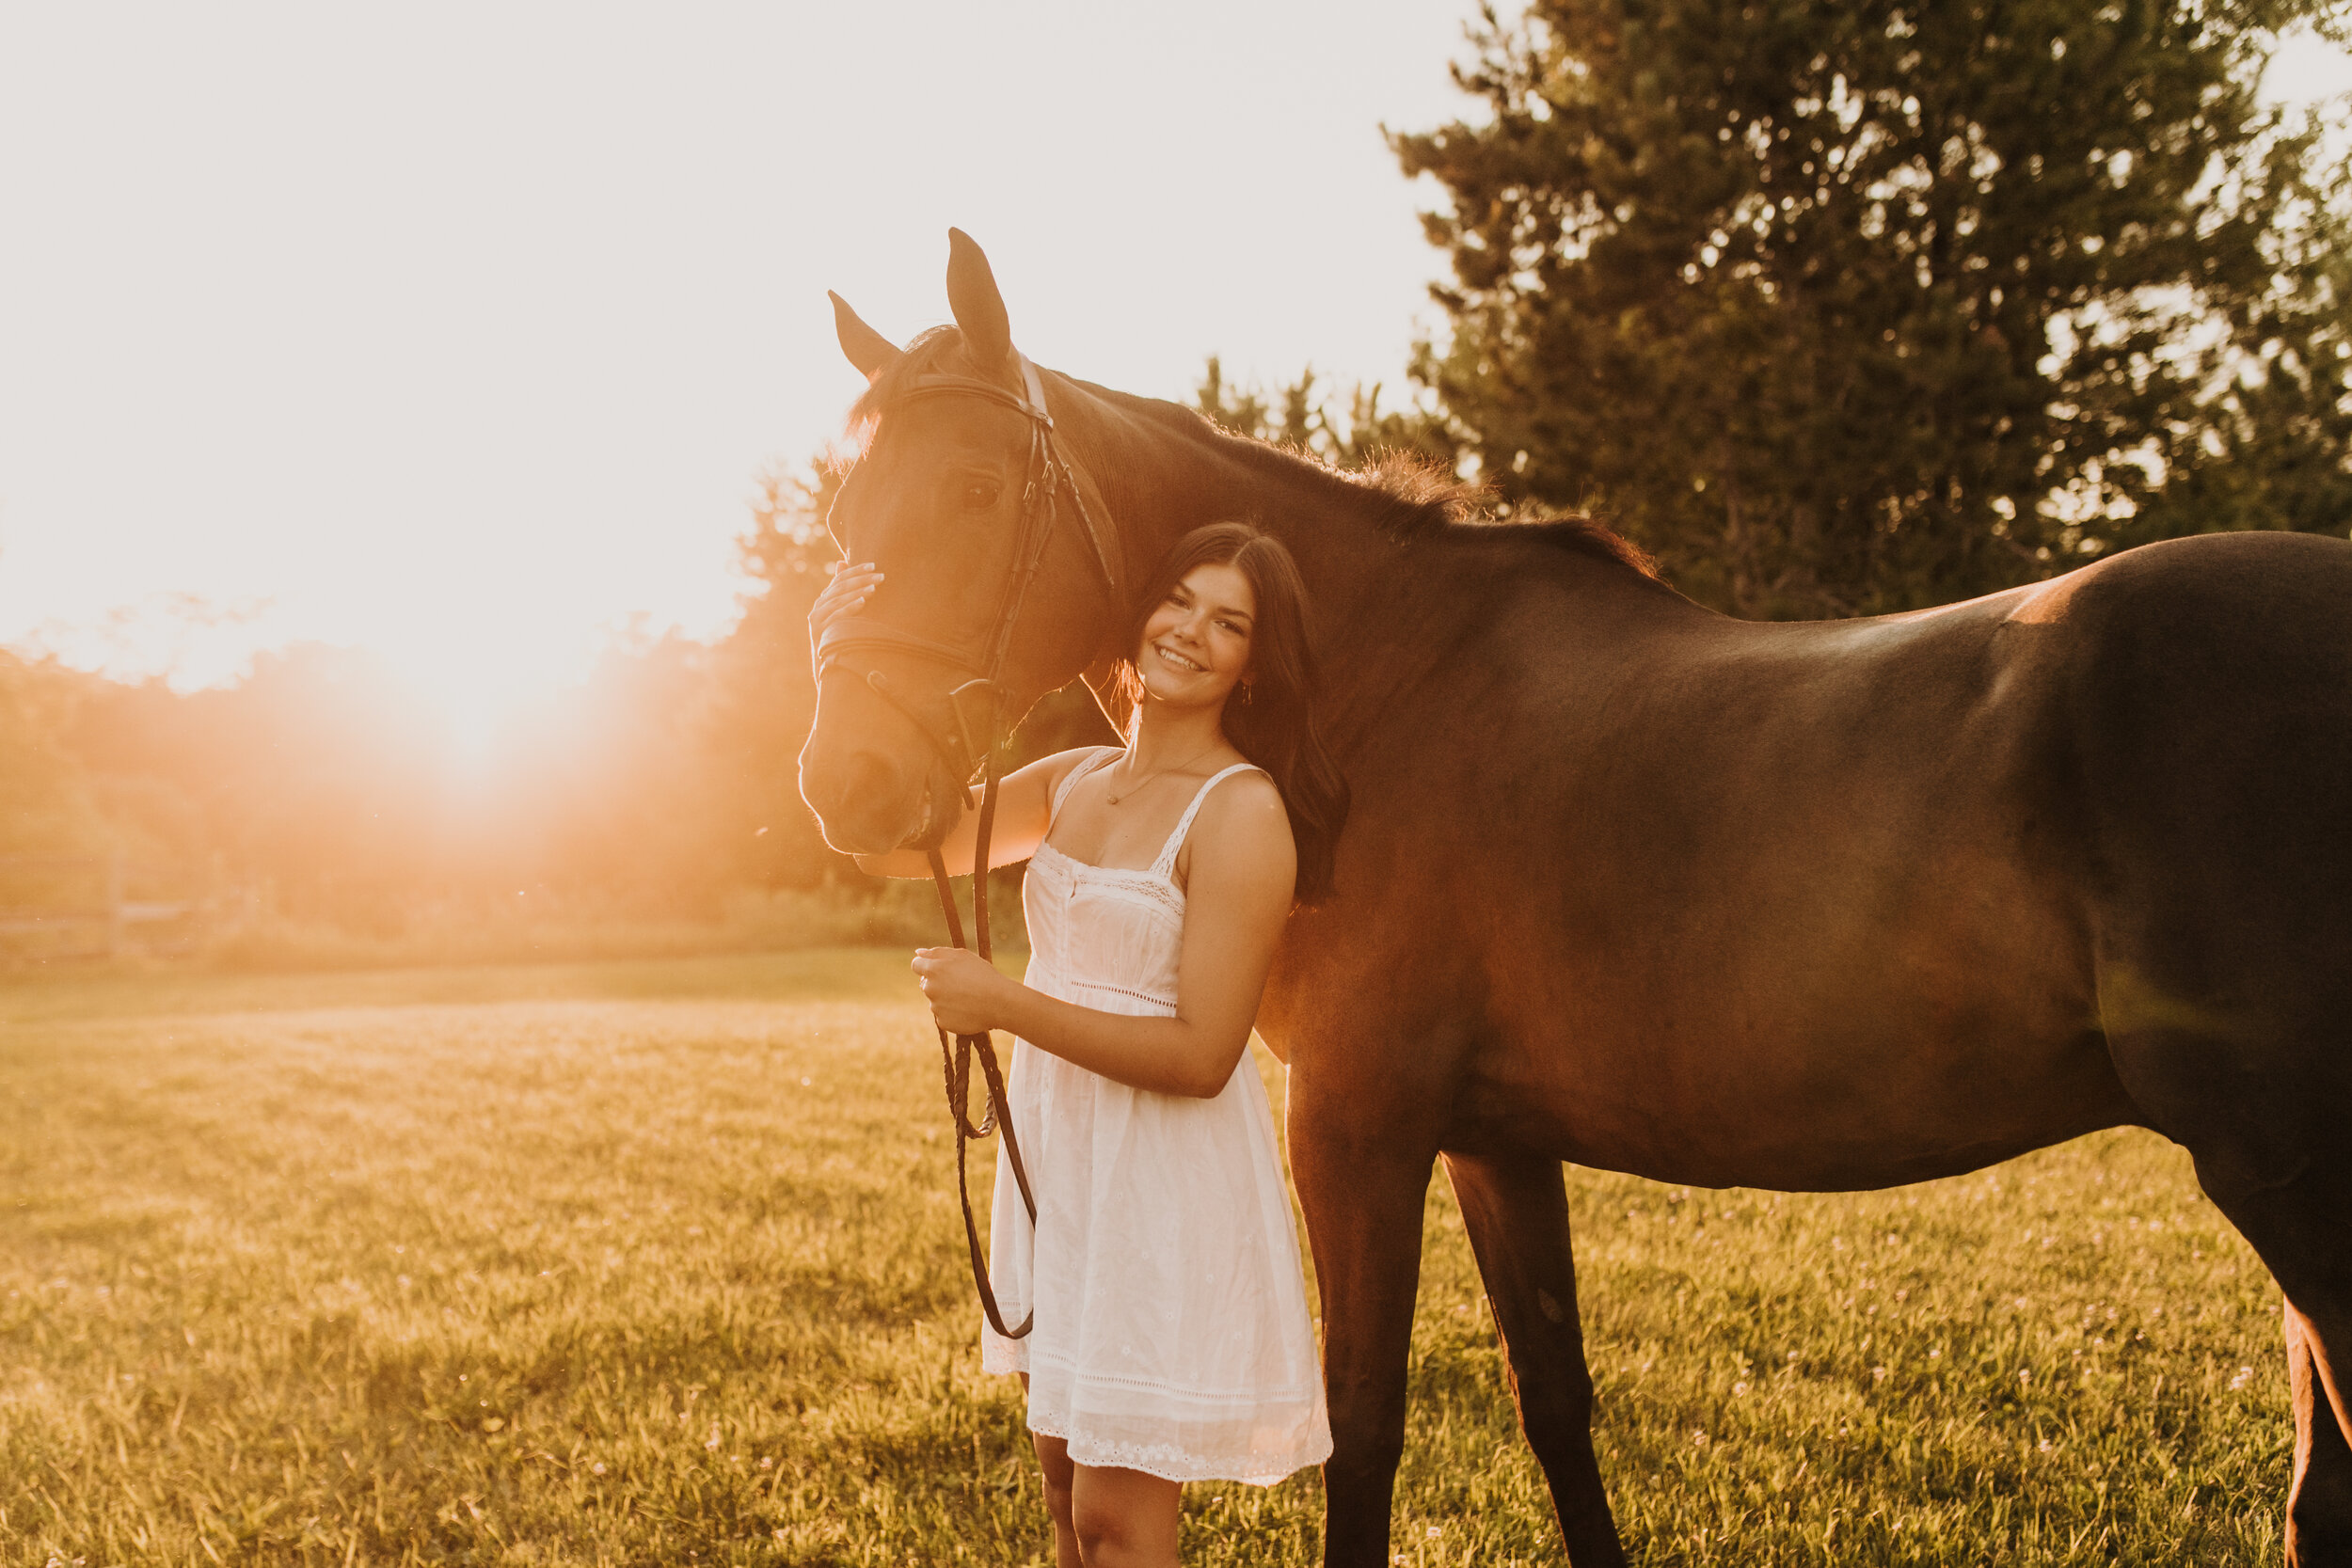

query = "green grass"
[{"left": 0, "top": 952, "right": 2290, "bottom": 1565}]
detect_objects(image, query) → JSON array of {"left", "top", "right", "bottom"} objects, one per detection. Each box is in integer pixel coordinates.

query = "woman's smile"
[{"left": 1152, "top": 642, "right": 1207, "bottom": 674}]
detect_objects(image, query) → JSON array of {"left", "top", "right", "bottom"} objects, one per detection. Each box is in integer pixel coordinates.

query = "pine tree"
[
  {"left": 1194, "top": 356, "right": 1460, "bottom": 471},
  {"left": 1396, "top": 0, "right": 2352, "bottom": 617}
]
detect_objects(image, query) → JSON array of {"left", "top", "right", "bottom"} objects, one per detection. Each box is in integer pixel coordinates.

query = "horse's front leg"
[
  {"left": 1443, "top": 1149, "right": 1627, "bottom": 1568},
  {"left": 1290, "top": 1067, "right": 1439, "bottom": 1568}
]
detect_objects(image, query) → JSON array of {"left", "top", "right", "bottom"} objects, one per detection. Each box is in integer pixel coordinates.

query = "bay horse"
[{"left": 798, "top": 230, "right": 2352, "bottom": 1567}]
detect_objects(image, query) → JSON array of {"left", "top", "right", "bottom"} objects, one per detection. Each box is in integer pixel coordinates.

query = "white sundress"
[{"left": 978, "top": 746, "right": 1332, "bottom": 1485}]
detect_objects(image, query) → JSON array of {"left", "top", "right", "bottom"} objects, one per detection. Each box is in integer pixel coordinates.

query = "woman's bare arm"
[
  {"left": 850, "top": 747, "right": 1104, "bottom": 879},
  {"left": 912, "top": 773, "right": 1295, "bottom": 1097}
]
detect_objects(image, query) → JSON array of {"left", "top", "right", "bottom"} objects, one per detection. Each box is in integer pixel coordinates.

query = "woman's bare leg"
[
  {"left": 1069, "top": 1462, "right": 1182, "bottom": 1568},
  {"left": 1019, "top": 1373, "right": 1181, "bottom": 1566},
  {"left": 1021, "top": 1374, "right": 1083, "bottom": 1568},
  {"left": 1033, "top": 1433, "right": 1083, "bottom": 1568}
]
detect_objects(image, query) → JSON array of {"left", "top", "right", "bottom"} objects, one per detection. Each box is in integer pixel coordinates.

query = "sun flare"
[{"left": 373, "top": 615, "right": 610, "bottom": 777}]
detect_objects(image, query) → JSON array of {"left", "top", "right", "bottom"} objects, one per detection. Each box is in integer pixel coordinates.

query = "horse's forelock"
[{"left": 837, "top": 326, "right": 976, "bottom": 460}]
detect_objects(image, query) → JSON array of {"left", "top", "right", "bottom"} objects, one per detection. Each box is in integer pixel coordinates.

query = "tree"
[
  {"left": 699, "top": 460, "right": 854, "bottom": 888},
  {"left": 1395, "top": 0, "right": 2352, "bottom": 618},
  {"left": 0, "top": 653, "right": 109, "bottom": 857},
  {"left": 83, "top": 644, "right": 451, "bottom": 920},
  {"left": 1194, "top": 357, "right": 1460, "bottom": 471}
]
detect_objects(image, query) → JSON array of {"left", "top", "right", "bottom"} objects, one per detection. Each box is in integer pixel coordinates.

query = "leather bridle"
[
  {"left": 815, "top": 353, "right": 1122, "bottom": 1340},
  {"left": 816, "top": 355, "right": 1122, "bottom": 784}
]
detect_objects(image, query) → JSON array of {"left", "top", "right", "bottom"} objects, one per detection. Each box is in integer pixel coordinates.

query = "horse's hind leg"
[
  {"left": 2286, "top": 1299, "right": 2352, "bottom": 1565},
  {"left": 2190, "top": 1152, "right": 2352, "bottom": 1566},
  {"left": 1442, "top": 1149, "right": 1627, "bottom": 1568},
  {"left": 2120, "top": 1014, "right": 2352, "bottom": 1560}
]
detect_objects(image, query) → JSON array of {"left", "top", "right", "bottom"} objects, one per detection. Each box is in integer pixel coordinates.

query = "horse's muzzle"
[{"left": 799, "top": 743, "right": 967, "bottom": 857}]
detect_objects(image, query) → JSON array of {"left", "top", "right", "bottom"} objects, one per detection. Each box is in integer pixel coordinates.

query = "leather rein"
[{"left": 814, "top": 354, "right": 1121, "bottom": 1340}]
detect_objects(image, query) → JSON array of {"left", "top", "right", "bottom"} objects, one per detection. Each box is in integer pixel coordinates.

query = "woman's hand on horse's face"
[
  {"left": 808, "top": 562, "right": 883, "bottom": 651},
  {"left": 912, "top": 947, "right": 1012, "bottom": 1036}
]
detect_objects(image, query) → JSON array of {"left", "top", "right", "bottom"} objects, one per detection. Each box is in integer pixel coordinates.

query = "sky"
[
  {"left": 0, "top": 2, "right": 1493, "bottom": 747},
  {"left": 3, "top": 5, "right": 2346, "bottom": 749}
]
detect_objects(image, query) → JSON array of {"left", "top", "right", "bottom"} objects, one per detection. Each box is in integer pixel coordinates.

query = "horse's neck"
[{"left": 1073, "top": 391, "right": 1403, "bottom": 625}]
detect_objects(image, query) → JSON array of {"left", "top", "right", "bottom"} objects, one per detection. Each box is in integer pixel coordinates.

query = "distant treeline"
[{"left": 0, "top": 468, "right": 1108, "bottom": 949}]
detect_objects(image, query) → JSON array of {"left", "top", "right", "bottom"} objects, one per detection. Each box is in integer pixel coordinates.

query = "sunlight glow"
[
  {"left": 4, "top": 3, "right": 2339, "bottom": 727},
  {"left": 382, "top": 628, "right": 576, "bottom": 777},
  {"left": 0, "top": 2, "right": 1477, "bottom": 715}
]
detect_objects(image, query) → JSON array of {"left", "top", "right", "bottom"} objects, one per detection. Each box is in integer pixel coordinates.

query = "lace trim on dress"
[
  {"left": 1029, "top": 1358, "right": 1317, "bottom": 1405},
  {"left": 1070, "top": 977, "right": 1179, "bottom": 1010},
  {"left": 1025, "top": 1414, "right": 1329, "bottom": 1487},
  {"left": 1036, "top": 755, "right": 1264, "bottom": 908},
  {"left": 1046, "top": 746, "right": 1124, "bottom": 829},
  {"left": 1027, "top": 844, "right": 1189, "bottom": 919}
]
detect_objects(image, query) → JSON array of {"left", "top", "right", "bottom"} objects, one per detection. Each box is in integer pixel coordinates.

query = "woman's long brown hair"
[{"left": 1114, "top": 523, "right": 1351, "bottom": 903}]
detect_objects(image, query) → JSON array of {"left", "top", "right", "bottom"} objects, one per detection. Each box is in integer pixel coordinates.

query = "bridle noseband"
[{"left": 814, "top": 353, "right": 1122, "bottom": 1341}]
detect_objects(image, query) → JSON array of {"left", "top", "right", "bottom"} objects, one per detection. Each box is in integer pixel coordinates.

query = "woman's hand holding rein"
[{"left": 911, "top": 947, "right": 1017, "bottom": 1037}]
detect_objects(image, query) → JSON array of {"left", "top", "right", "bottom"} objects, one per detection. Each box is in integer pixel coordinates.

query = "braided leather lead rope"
[{"left": 926, "top": 752, "right": 1038, "bottom": 1339}]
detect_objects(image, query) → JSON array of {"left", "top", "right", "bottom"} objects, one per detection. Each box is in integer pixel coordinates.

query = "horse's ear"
[
  {"left": 829, "top": 291, "right": 900, "bottom": 382},
  {"left": 945, "top": 228, "right": 1014, "bottom": 372}
]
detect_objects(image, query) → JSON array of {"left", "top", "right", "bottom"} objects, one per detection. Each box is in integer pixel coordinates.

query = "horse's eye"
[{"left": 962, "top": 480, "right": 1001, "bottom": 511}]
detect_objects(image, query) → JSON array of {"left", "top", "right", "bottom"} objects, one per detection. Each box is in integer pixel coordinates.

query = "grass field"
[{"left": 0, "top": 952, "right": 2293, "bottom": 1565}]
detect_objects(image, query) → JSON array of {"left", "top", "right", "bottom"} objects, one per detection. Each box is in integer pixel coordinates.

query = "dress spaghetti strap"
[
  {"left": 1149, "top": 763, "right": 1266, "bottom": 880},
  {"left": 1047, "top": 746, "right": 1123, "bottom": 831}
]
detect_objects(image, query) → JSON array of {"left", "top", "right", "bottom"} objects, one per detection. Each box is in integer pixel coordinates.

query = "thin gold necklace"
[{"left": 1104, "top": 741, "right": 1221, "bottom": 805}]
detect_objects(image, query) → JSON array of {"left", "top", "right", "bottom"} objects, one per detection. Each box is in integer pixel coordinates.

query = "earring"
[{"left": 1240, "top": 681, "right": 1253, "bottom": 705}]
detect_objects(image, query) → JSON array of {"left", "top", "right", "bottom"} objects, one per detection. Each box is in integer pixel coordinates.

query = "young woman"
[{"left": 810, "top": 522, "right": 1348, "bottom": 1568}]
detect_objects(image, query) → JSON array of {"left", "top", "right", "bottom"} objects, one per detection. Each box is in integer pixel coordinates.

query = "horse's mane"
[
  {"left": 842, "top": 326, "right": 1660, "bottom": 582},
  {"left": 1184, "top": 420, "right": 1661, "bottom": 581}
]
